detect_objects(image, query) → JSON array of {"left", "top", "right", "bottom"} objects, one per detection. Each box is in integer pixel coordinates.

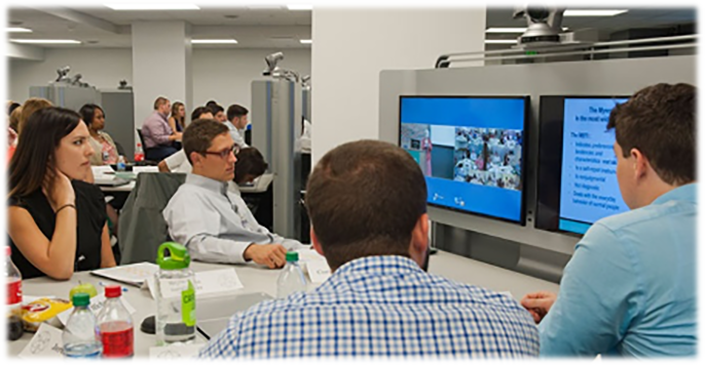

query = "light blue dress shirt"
[
  {"left": 539, "top": 184, "right": 697, "bottom": 357},
  {"left": 199, "top": 255, "right": 539, "bottom": 358}
]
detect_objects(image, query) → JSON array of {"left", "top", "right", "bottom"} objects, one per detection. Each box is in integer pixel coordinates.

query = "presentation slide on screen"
[
  {"left": 559, "top": 98, "right": 630, "bottom": 230},
  {"left": 400, "top": 97, "right": 526, "bottom": 222}
]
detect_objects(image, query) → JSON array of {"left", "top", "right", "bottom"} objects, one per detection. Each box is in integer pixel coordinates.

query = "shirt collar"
[
  {"left": 652, "top": 183, "right": 697, "bottom": 206},
  {"left": 186, "top": 173, "right": 230, "bottom": 196},
  {"left": 333, "top": 255, "right": 423, "bottom": 277}
]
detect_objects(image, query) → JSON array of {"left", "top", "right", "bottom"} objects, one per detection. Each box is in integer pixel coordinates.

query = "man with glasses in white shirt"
[{"left": 163, "top": 119, "right": 303, "bottom": 268}]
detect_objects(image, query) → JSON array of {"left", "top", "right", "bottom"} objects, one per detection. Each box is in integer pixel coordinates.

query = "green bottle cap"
[
  {"left": 156, "top": 242, "right": 191, "bottom": 270},
  {"left": 72, "top": 292, "right": 90, "bottom": 307},
  {"left": 286, "top": 251, "right": 299, "bottom": 262}
]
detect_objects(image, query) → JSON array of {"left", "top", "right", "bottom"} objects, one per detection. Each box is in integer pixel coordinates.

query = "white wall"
[
  {"left": 311, "top": 8, "right": 486, "bottom": 163},
  {"left": 8, "top": 47, "right": 311, "bottom": 114}
]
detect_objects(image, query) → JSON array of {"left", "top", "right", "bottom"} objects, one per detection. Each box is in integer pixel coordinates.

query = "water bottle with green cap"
[
  {"left": 276, "top": 251, "right": 308, "bottom": 298},
  {"left": 154, "top": 242, "right": 196, "bottom": 346}
]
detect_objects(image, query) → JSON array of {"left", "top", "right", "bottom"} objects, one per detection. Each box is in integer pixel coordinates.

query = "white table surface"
[{"left": 8, "top": 250, "right": 558, "bottom": 357}]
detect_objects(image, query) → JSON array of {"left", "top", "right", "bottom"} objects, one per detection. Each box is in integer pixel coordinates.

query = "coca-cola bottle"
[
  {"left": 96, "top": 285, "right": 135, "bottom": 364},
  {"left": 0, "top": 246, "right": 23, "bottom": 341}
]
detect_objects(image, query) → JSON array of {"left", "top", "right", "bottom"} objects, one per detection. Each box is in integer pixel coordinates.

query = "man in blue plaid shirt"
[{"left": 199, "top": 140, "right": 539, "bottom": 358}]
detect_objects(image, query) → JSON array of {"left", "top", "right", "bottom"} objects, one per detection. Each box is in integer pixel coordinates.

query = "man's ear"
[
  {"left": 310, "top": 227, "right": 325, "bottom": 257},
  {"left": 190, "top": 151, "right": 202, "bottom": 167},
  {"left": 410, "top": 213, "right": 429, "bottom": 258},
  {"left": 631, "top": 148, "right": 649, "bottom": 181}
]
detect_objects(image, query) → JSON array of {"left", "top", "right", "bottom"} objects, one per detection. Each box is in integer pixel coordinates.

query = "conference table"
[{"left": 8, "top": 250, "right": 560, "bottom": 358}]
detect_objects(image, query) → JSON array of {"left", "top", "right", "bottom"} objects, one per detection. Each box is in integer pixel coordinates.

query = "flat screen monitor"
[
  {"left": 535, "top": 96, "right": 630, "bottom": 235},
  {"left": 399, "top": 96, "right": 529, "bottom": 224}
]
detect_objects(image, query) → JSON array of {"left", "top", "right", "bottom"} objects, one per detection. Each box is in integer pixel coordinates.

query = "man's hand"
[
  {"left": 520, "top": 291, "right": 557, "bottom": 324},
  {"left": 244, "top": 244, "right": 287, "bottom": 269}
]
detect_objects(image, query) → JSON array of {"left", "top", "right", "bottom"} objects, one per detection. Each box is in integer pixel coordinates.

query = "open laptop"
[{"left": 196, "top": 292, "right": 274, "bottom": 340}]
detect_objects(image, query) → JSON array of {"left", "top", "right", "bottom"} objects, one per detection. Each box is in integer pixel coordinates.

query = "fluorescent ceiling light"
[
  {"left": 486, "top": 27, "right": 569, "bottom": 33},
  {"left": 11, "top": 39, "right": 81, "bottom": 44},
  {"left": 6, "top": 27, "right": 32, "bottom": 33},
  {"left": 105, "top": 4, "right": 200, "bottom": 10},
  {"left": 484, "top": 39, "right": 517, "bottom": 44},
  {"left": 191, "top": 39, "right": 238, "bottom": 44},
  {"left": 287, "top": 5, "right": 312, "bottom": 10},
  {"left": 564, "top": 9, "right": 628, "bottom": 17},
  {"left": 300, "top": 39, "right": 312, "bottom": 44}
]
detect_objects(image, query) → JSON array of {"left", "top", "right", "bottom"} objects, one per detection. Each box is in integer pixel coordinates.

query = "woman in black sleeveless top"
[{"left": 7, "top": 107, "right": 116, "bottom": 280}]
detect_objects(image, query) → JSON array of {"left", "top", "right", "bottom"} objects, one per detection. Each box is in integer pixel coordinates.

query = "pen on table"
[{"left": 98, "top": 282, "right": 128, "bottom": 292}]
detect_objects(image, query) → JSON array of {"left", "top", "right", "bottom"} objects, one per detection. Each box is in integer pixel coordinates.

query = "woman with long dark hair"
[
  {"left": 8, "top": 107, "right": 117, "bottom": 280},
  {"left": 79, "top": 103, "right": 120, "bottom": 165},
  {"left": 168, "top": 101, "right": 186, "bottom": 133}
]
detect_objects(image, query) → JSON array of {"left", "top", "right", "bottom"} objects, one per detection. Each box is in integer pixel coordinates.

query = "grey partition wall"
[
  {"left": 101, "top": 89, "right": 135, "bottom": 158},
  {"left": 30, "top": 85, "right": 101, "bottom": 112},
  {"left": 251, "top": 79, "right": 303, "bottom": 239},
  {"left": 380, "top": 55, "right": 696, "bottom": 282}
]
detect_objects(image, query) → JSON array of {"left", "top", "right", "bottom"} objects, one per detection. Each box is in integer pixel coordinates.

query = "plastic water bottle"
[
  {"left": 116, "top": 156, "right": 126, "bottom": 171},
  {"left": 62, "top": 293, "right": 102, "bottom": 358},
  {"left": 155, "top": 242, "right": 196, "bottom": 346},
  {"left": 6, "top": 247, "right": 23, "bottom": 341},
  {"left": 134, "top": 143, "right": 144, "bottom": 163},
  {"left": 96, "top": 285, "right": 134, "bottom": 358},
  {"left": 276, "top": 252, "right": 307, "bottom": 298}
]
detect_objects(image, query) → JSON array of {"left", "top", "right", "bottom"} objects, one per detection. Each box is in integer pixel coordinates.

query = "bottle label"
[
  {"left": 181, "top": 281, "right": 195, "bottom": 327},
  {"left": 7, "top": 280, "right": 21, "bottom": 305},
  {"left": 100, "top": 323, "right": 134, "bottom": 358}
]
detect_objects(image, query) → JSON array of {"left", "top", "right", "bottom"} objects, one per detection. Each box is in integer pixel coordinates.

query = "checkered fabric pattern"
[{"left": 199, "top": 255, "right": 539, "bottom": 358}]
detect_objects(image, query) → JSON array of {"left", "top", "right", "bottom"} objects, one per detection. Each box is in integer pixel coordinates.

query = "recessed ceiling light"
[
  {"left": 105, "top": 4, "right": 200, "bottom": 10},
  {"left": 564, "top": 9, "right": 628, "bottom": 17},
  {"left": 287, "top": 5, "right": 312, "bottom": 10},
  {"left": 486, "top": 27, "right": 569, "bottom": 33},
  {"left": 6, "top": 27, "right": 33, "bottom": 33},
  {"left": 11, "top": 39, "right": 81, "bottom": 44},
  {"left": 484, "top": 39, "right": 517, "bottom": 45},
  {"left": 191, "top": 39, "right": 238, "bottom": 44},
  {"left": 300, "top": 39, "right": 312, "bottom": 44}
]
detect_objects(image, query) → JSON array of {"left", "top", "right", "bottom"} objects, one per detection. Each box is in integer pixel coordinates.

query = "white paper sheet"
[
  {"left": 149, "top": 344, "right": 205, "bottom": 359},
  {"left": 19, "top": 323, "right": 65, "bottom": 358}
]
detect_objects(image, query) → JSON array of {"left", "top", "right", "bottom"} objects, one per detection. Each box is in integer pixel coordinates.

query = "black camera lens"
[{"left": 527, "top": 2, "right": 549, "bottom": 20}]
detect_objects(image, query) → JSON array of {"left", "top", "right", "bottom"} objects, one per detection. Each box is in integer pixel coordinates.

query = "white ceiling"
[{"left": 6, "top": 6, "right": 696, "bottom": 50}]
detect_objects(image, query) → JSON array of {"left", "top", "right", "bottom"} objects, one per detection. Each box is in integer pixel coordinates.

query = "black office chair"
[{"left": 135, "top": 128, "right": 158, "bottom": 166}]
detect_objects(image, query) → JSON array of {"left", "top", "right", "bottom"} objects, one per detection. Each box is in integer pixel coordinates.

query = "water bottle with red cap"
[
  {"left": 0, "top": 246, "right": 24, "bottom": 341},
  {"left": 96, "top": 285, "right": 134, "bottom": 358}
]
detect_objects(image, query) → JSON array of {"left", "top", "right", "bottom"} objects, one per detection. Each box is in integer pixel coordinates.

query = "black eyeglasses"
[{"left": 202, "top": 144, "right": 240, "bottom": 159}]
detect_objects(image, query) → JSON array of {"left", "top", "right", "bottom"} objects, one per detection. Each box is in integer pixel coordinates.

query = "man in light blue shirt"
[
  {"left": 521, "top": 83, "right": 697, "bottom": 357},
  {"left": 199, "top": 140, "right": 539, "bottom": 358},
  {"left": 226, "top": 104, "right": 249, "bottom": 148}
]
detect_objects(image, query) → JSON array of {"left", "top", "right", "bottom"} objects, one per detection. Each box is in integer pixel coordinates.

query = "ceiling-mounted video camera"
[
  {"left": 513, "top": 6, "right": 566, "bottom": 47},
  {"left": 263, "top": 52, "right": 284, "bottom": 76}
]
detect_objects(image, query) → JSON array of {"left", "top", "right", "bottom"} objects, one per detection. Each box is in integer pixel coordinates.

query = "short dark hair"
[
  {"left": 8, "top": 102, "right": 20, "bottom": 116},
  {"left": 190, "top": 106, "right": 211, "bottom": 122},
  {"left": 154, "top": 97, "right": 169, "bottom": 110},
  {"left": 183, "top": 119, "right": 230, "bottom": 164},
  {"left": 234, "top": 147, "right": 268, "bottom": 184},
  {"left": 78, "top": 104, "right": 105, "bottom": 128},
  {"left": 206, "top": 100, "right": 218, "bottom": 108},
  {"left": 607, "top": 83, "right": 696, "bottom": 185},
  {"left": 227, "top": 104, "right": 249, "bottom": 121},
  {"left": 208, "top": 104, "right": 224, "bottom": 116},
  {"left": 306, "top": 140, "right": 428, "bottom": 271}
]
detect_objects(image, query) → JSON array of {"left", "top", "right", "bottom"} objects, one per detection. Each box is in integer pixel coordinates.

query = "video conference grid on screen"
[{"left": 400, "top": 96, "right": 527, "bottom": 223}]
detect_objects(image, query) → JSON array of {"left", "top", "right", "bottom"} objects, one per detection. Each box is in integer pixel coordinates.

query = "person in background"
[
  {"left": 163, "top": 119, "right": 304, "bottom": 269},
  {"left": 79, "top": 104, "right": 120, "bottom": 166},
  {"left": 9, "top": 105, "right": 22, "bottom": 134},
  {"left": 199, "top": 140, "right": 539, "bottom": 358},
  {"left": 8, "top": 101, "right": 21, "bottom": 118},
  {"left": 8, "top": 107, "right": 116, "bottom": 280},
  {"left": 231, "top": 147, "right": 268, "bottom": 196},
  {"left": 225, "top": 104, "right": 249, "bottom": 148},
  {"left": 209, "top": 103, "right": 227, "bottom": 123},
  {"left": 158, "top": 107, "right": 214, "bottom": 173},
  {"left": 521, "top": 83, "right": 696, "bottom": 357},
  {"left": 168, "top": 101, "right": 187, "bottom": 133},
  {"left": 17, "top": 97, "right": 52, "bottom": 136},
  {"left": 141, "top": 96, "right": 181, "bottom": 161}
]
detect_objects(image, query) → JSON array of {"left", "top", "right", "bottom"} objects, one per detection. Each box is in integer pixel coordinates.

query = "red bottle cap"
[{"left": 105, "top": 285, "right": 122, "bottom": 298}]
